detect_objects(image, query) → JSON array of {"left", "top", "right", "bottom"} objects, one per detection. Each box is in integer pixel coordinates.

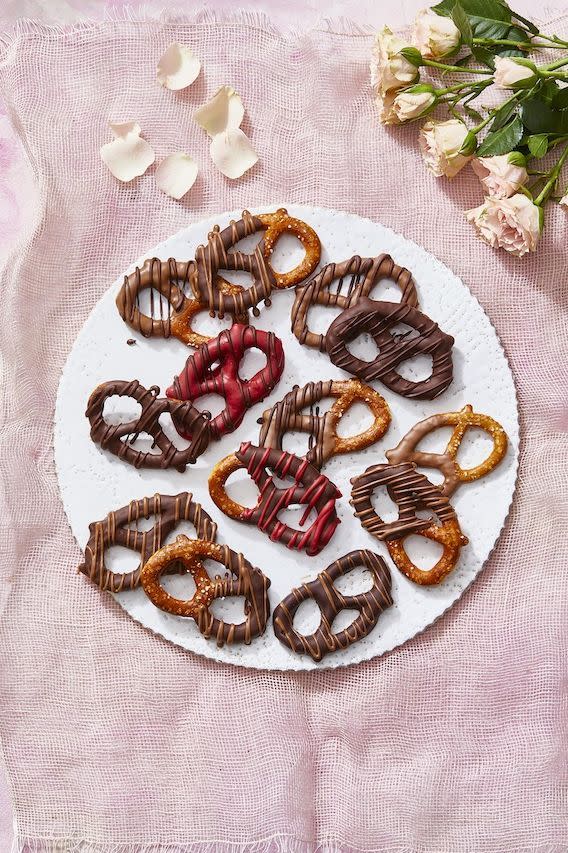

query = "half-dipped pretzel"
[
  {"left": 291, "top": 254, "right": 418, "bottom": 352},
  {"left": 273, "top": 550, "right": 393, "bottom": 662},
  {"left": 78, "top": 493, "right": 217, "bottom": 592},
  {"left": 326, "top": 297, "right": 454, "bottom": 400},
  {"left": 86, "top": 379, "right": 210, "bottom": 471},
  {"left": 209, "top": 442, "right": 341, "bottom": 556},
  {"left": 350, "top": 461, "right": 468, "bottom": 585},
  {"left": 167, "top": 324, "right": 285, "bottom": 441},
  {"left": 115, "top": 257, "right": 249, "bottom": 347},
  {"left": 386, "top": 405, "right": 508, "bottom": 496},
  {"left": 140, "top": 535, "right": 271, "bottom": 646}
]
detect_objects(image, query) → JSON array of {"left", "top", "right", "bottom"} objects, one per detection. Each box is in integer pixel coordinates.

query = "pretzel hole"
[
  {"left": 123, "top": 514, "right": 160, "bottom": 532},
  {"left": 216, "top": 268, "right": 254, "bottom": 288},
  {"left": 389, "top": 322, "right": 420, "bottom": 341},
  {"left": 333, "top": 567, "right": 374, "bottom": 596},
  {"left": 345, "top": 334, "right": 380, "bottom": 363},
  {"left": 121, "top": 432, "right": 161, "bottom": 455},
  {"left": 306, "top": 303, "right": 344, "bottom": 336},
  {"left": 401, "top": 535, "right": 444, "bottom": 571},
  {"left": 158, "top": 414, "right": 198, "bottom": 450},
  {"left": 281, "top": 431, "right": 312, "bottom": 458},
  {"left": 367, "top": 278, "right": 405, "bottom": 302},
  {"left": 193, "top": 394, "right": 227, "bottom": 419},
  {"left": 102, "top": 395, "right": 142, "bottom": 424},
  {"left": 190, "top": 311, "right": 233, "bottom": 338},
  {"left": 330, "top": 609, "right": 360, "bottom": 634},
  {"left": 292, "top": 598, "right": 322, "bottom": 634},
  {"left": 267, "top": 232, "right": 306, "bottom": 274},
  {"left": 160, "top": 571, "right": 197, "bottom": 600},
  {"left": 105, "top": 545, "right": 141, "bottom": 575},
  {"left": 210, "top": 596, "right": 247, "bottom": 623},
  {"left": 162, "top": 521, "right": 201, "bottom": 545},
  {"left": 414, "top": 426, "right": 454, "bottom": 454},
  {"left": 454, "top": 428, "right": 497, "bottom": 468},
  {"left": 276, "top": 504, "right": 319, "bottom": 529},
  {"left": 395, "top": 354, "right": 433, "bottom": 382},
  {"left": 227, "top": 232, "right": 263, "bottom": 254},
  {"left": 335, "top": 401, "right": 375, "bottom": 438},
  {"left": 223, "top": 467, "right": 259, "bottom": 510},
  {"left": 415, "top": 467, "right": 445, "bottom": 487},
  {"left": 238, "top": 347, "right": 267, "bottom": 381},
  {"left": 136, "top": 288, "right": 176, "bottom": 319},
  {"left": 370, "top": 486, "right": 400, "bottom": 523}
]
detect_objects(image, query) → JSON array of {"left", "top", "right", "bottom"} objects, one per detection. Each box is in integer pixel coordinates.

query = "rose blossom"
[
  {"left": 471, "top": 154, "right": 528, "bottom": 198},
  {"left": 391, "top": 88, "right": 436, "bottom": 123},
  {"left": 370, "top": 26, "right": 418, "bottom": 94},
  {"left": 465, "top": 194, "right": 541, "bottom": 257},
  {"left": 412, "top": 9, "right": 460, "bottom": 59},
  {"left": 493, "top": 57, "right": 536, "bottom": 89},
  {"left": 419, "top": 119, "right": 472, "bottom": 177},
  {"left": 375, "top": 90, "right": 400, "bottom": 124}
]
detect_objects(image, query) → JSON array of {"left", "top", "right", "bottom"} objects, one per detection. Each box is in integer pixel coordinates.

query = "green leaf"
[
  {"left": 433, "top": 0, "right": 509, "bottom": 20},
  {"left": 507, "top": 150, "right": 526, "bottom": 167},
  {"left": 400, "top": 46, "right": 423, "bottom": 67},
  {"left": 539, "top": 79, "right": 561, "bottom": 104},
  {"left": 471, "top": 45, "right": 496, "bottom": 68},
  {"left": 553, "top": 86, "right": 568, "bottom": 110},
  {"left": 470, "top": 16, "right": 513, "bottom": 40},
  {"left": 477, "top": 114, "right": 524, "bottom": 155},
  {"left": 464, "top": 104, "right": 484, "bottom": 122},
  {"left": 497, "top": 2, "right": 538, "bottom": 33},
  {"left": 527, "top": 134, "right": 549, "bottom": 158},
  {"left": 489, "top": 99, "right": 518, "bottom": 131},
  {"left": 451, "top": 2, "right": 473, "bottom": 44},
  {"left": 521, "top": 99, "right": 568, "bottom": 134}
]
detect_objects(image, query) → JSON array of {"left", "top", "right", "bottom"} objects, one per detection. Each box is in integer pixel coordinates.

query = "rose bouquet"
[{"left": 371, "top": 0, "right": 568, "bottom": 257}]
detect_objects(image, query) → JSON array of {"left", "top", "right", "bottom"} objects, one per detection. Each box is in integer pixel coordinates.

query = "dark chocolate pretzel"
[
  {"left": 325, "top": 297, "right": 454, "bottom": 400},
  {"left": 291, "top": 254, "right": 418, "bottom": 352},
  {"left": 209, "top": 442, "right": 341, "bottom": 557},
  {"left": 273, "top": 550, "right": 393, "bottom": 661},
  {"left": 86, "top": 379, "right": 210, "bottom": 471},
  {"left": 78, "top": 493, "right": 217, "bottom": 592},
  {"left": 350, "top": 462, "right": 468, "bottom": 585}
]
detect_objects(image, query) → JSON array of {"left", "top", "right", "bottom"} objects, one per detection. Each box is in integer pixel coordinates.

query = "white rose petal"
[
  {"left": 210, "top": 129, "right": 258, "bottom": 179},
  {"left": 560, "top": 193, "right": 568, "bottom": 208},
  {"left": 465, "top": 193, "right": 541, "bottom": 257},
  {"left": 370, "top": 26, "right": 418, "bottom": 95},
  {"left": 419, "top": 119, "right": 471, "bottom": 178},
  {"left": 194, "top": 86, "right": 245, "bottom": 137},
  {"left": 155, "top": 153, "right": 198, "bottom": 199},
  {"left": 100, "top": 122, "right": 155, "bottom": 182},
  {"left": 412, "top": 9, "right": 460, "bottom": 59},
  {"left": 494, "top": 57, "right": 534, "bottom": 89},
  {"left": 392, "top": 90, "right": 436, "bottom": 123},
  {"left": 157, "top": 43, "right": 201, "bottom": 90},
  {"left": 375, "top": 90, "right": 400, "bottom": 125},
  {"left": 472, "top": 154, "right": 528, "bottom": 198}
]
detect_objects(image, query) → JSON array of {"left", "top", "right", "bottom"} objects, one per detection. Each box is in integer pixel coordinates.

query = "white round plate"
[{"left": 55, "top": 205, "right": 519, "bottom": 670}]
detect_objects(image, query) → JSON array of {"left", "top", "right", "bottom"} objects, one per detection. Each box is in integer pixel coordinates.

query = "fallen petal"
[
  {"left": 157, "top": 43, "right": 201, "bottom": 91},
  {"left": 101, "top": 122, "right": 155, "bottom": 182},
  {"left": 155, "top": 152, "right": 198, "bottom": 199},
  {"left": 210, "top": 129, "right": 258, "bottom": 179},
  {"left": 194, "top": 86, "right": 244, "bottom": 137}
]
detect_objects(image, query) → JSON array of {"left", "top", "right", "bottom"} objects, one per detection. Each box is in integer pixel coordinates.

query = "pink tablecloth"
[{"left": 0, "top": 3, "right": 567, "bottom": 851}]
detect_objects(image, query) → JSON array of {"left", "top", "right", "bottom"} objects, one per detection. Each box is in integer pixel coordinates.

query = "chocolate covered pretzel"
[
  {"left": 291, "top": 254, "right": 418, "bottom": 352},
  {"left": 350, "top": 461, "right": 468, "bottom": 585},
  {"left": 86, "top": 379, "right": 210, "bottom": 471},
  {"left": 78, "top": 492, "right": 217, "bottom": 592},
  {"left": 273, "top": 550, "right": 393, "bottom": 662},
  {"left": 209, "top": 442, "right": 341, "bottom": 556},
  {"left": 326, "top": 297, "right": 454, "bottom": 399},
  {"left": 140, "top": 536, "right": 271, "bottom": 646}
]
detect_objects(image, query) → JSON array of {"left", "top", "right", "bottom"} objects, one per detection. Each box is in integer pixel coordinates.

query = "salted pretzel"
[
  {"left": 115, "top": 257, "right": 249, "bottom": 347},
  {"left": 86, "top": 379, "right": 210, "bottom": 471},
  {"left": 167, "top": 324, "right": 285, "bottom": 441},
  {"left": 291, "top": 254, "right": 418, "bottom": 352},
  {"left": 350, "top": 461, "right": 468, "bottom": 585},
  {"left": 386, "top": 405, "right": 508, "bottom": 496},
  {"left": 273, "top": 550, "right": 393, "bottom": 662},
  {"left": 78, "top": 493, "right": 217, "bottom": 592},
  {"left": 140, "top": 535, "right": 271, "bottom": 646},
  {"left": 326, "top": 296, "right": 454, "bottom": 400},
  {"left": 209, "top": 442, "right": 341, "bottom": 556},
  {"left": 256, "top": 208, "right": 321, "bottom": 289}
]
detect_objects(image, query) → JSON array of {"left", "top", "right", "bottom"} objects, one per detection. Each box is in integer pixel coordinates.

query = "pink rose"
[
  {"left": 370, "top": 26, "right": 418, "bottom": 95},
  {"left": 472, "top": 154, "right": 528, "bottom": 198},
  {"left": 465, "top": 194, "right": 541, "bottom": 257},
  {"left": 412, "top": 9, "right": 460, "bottom": 59},
  {"left": 419, "top": 119, "right": 472, "bottom": 178}
]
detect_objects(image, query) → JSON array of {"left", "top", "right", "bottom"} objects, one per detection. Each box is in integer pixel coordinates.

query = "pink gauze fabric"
[{"left": 0, "top": 9, "right": 566, "bottom": 852}]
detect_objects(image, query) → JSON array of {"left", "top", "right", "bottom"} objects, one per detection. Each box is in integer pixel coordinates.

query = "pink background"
[{"left": 0, "top": 1, "right": 565, "bottom": 850}]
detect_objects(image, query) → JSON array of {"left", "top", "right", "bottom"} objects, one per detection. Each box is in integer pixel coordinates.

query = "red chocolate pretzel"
[
  {"left": 209, "top": 442, "right": 341, "bottom": 556},
  {"left": 273, "top": 550, "right": 393, "bottom": 662},
  {"left": 167, "top": 324, "right": 285, "bottom": 441}
]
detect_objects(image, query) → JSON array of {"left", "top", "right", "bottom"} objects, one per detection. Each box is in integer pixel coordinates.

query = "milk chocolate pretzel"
[
  {"left": 167, "top": 324, "right": 285, "bottom": 441},
  {"left": 350, "top": 461, "right": 468, "bottom": 585},
  {"left": 116, "top": 257, "right": 249, "bottom": 347},
  {"left": 192, "top": 209, "right": 321, "bottom": 317},
  {"left": 386, "top": 405, "right": 508, "bottom": 496},
  {"left": 258, "top": 379, "right": 391, "bottom": 469},
  {"left": 140, "top": 535, "right": 271, "bottom": 647},
  {"left": 291, "top": 254, "right": 418, "bottom": 352},
  {"left": 273, "top": 550, "right": 393, "bottom": 662},
  {"left": 326, "top": 296, "right": 454, "bottom": 400},
  {"left": 86, "top": 379, "right": 210, "bottom": 471},
  {"left": 78, "top": 493, "right": 217, "bottom": 592},
  {"left": 209, "top": 442, "right": 341, "bottom": 556}
]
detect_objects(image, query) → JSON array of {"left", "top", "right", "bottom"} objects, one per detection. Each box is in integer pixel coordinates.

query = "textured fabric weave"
[{"left": 0, "top": 9, "right": 566, "bottom": 852}]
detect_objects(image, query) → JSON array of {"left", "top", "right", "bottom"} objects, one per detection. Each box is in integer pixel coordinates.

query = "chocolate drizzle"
[
  {"left": 291, "top": 254, "right": 418, "bottom": 352},
  {"left": 325, "top": 297, "right": 454, "bottom": 400},
  {"left": 86, "top": 379, "right": 210, "bottom": 471},
  {"left": 167, "top": 324, "right": 285, "bottom": 441},
  {"left": 273, "top": 550, "right": 393, "bottom": 661},
  {"left": 78, "top": 493, "right": 217, "bottom": 592}
]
